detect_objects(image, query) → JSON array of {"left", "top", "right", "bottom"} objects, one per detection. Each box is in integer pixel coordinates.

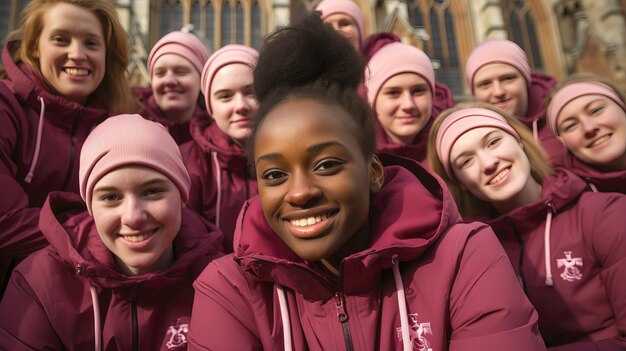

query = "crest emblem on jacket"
[
  {"left": 396, "top": 313, "right": 433, "bottom": 351},
  {"left": 556, "top": 251, "right": 583, "bottom": 282},
  {"left": 165, "top": 322, "right": 189, "bottom": 349}
]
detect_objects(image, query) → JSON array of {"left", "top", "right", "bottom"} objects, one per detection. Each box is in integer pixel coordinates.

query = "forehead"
[
  {"left": 255, "top": 98, "right": 358, "bottom": 154},
  {"left": 474, "top": 63, "right": 521, "bottom": 81},
  {"left": 42, "top": 3, "right": 103, "bottom": 36},
  {"left": 324, "top": 12, "right": 357, "bottom": 24},
  {"left": 211, "top": 63, "right": 253, "bottom": 90},
  {"left": 95, "top": 165, "right": 169, "bottom": 188},
  {"left": 559, "top": 94, "right": 609, "bottom": 117},
  {"left": 382, "top": 72, "right": 428, "bottom": 87},
  {"left": 153, "top": 54, "right": 196, "bottom": 69}
]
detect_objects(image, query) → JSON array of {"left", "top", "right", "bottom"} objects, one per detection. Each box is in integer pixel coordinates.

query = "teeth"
[
  {"left": 290, "top": 213, "right": 330, "bottom": 227},
  {"left": 65, "top": 68, "right": 89, "bottom": 76},
  {"left": 489, "top": 168, "right": 510, "bottom": 185},
  {"left": 123, "top": 233, "right": 150, "bottom": 242},
  {"left": 590, "top": 135, "right": 610, "bottom": 147}
]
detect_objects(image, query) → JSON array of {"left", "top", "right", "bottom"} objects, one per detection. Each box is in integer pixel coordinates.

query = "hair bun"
[{"left": 253, "top": 12, "right": 364, "bottom": 102}]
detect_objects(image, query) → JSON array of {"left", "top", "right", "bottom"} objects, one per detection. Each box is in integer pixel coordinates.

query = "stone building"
[{"left": 2, "top": 0, "right": 625, "bottom": 99}]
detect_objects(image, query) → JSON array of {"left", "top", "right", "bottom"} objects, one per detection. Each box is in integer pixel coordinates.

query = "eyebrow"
[
  {"left": 452, "top": 130, "right": 501, "bottom": 161},
  {"left": 213, "top": 84, "right": 253, "bottom": 97},
  {"left": 93, "top": 178, "right": 168, "bottom": 193},
  {"left": 256, "top": 140, "right": 345, "bottom": 163}
]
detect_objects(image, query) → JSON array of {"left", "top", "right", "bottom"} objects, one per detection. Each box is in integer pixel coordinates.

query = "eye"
[
  {"left": 411, "top": 86, "right": 428, "bottom": 96},
  {"left": 51, "top": 35, "right": 69, "bottom": 45},
  {"left": 144, "top": 188, "right": 165, "bottom": 197},
  {"left": 589, "top": 105, "right": 605, "bottom": 116},
  {"left": 216, "top": 93, "right": 233, "bottom": 101},
  {"left": 455, "top": 157, "right": 473, "bottom": 169},
  {"left": 314, "top": 159, "right": 344, "bottom": 174},
  {"left": 98, "top": 193, "right": 120, "bottom": 203},
  {"left": 486, "top": 137, "right": 501, "bottom": 148},
  {"left": 383, "top": 90, "right": 401, "bottom": 98},
  {"left": 261, "top": 169, "right": 287, "bottom": 184},
  {"left": 560, "top": 120, "right": 578, "bottom": 133},
  {"left": 175, "top": 68, "right": 191, "bottom": 76},
  {"left": 476, "top": 81, "right": 490, "bottom": 90},
  {"left": 502, "top": 75, "right": 518, "bottom": 82},
  {"left": 85, "top": 39, "right": 101, "bottom": 48}
]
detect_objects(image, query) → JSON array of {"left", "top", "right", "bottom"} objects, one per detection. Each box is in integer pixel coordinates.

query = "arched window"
[
  {"left": 221, "top": 1, "right": 232, "bottom": 45},
  {"left": 236, "top": 2, "right": 245, "bottom": 44},
  {"left": 251, "top": 1, "right": 262, "bottom": 48},
  {"left": 1, "top": 0, "right": 29, "bottom": 44},
  {"left": 501, "top": 0, "right": 544, "bottom": 70},
  {"left": 408, "top": 0, "right": 463, "bottom": 96},
  {"left": 160, "top": 0, "right": 184, "bottom": 37}
]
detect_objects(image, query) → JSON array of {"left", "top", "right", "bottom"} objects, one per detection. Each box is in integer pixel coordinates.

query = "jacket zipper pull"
[{"left": 334, "top": 292, "right": 348, "bottom": 323}]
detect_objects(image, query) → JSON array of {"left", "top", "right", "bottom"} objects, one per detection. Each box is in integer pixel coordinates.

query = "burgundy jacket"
[
  {"left": 523, "top": 73, "right": 568, "bottom": 167},
  {"left": 0, "top": 192, "right": 223, "bottom": 350},
  {"left": 133, "top": 86, "right": 207, "bottom": 145},
  {"left": 375, "top": 83, "right": 455, "bottom": 169},
  {"left": 561, "top": 152, "right": 626, "bottom": 194},
  {"left": 483, "top": 169, "right": 626, "bottom": 349},
  {"left": 180, "top": 119, "right": 258, "bottom": 253},
  {"left": 0, "top": 40, "right": 110, "bottom": 293},
  {"left": 188, "top": 155, "right": 545, "bottom": 351}
]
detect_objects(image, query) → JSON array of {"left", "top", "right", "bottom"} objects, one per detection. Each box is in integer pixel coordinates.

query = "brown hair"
[
  {"left": 427, "top": 102, "right": 553, "bottom": 217},
  {"left": 10, "top": 0, "right": 133, "bottom": 113}
]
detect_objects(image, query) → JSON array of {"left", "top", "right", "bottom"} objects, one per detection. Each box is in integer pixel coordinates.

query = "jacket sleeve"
[
  {"left": 0, "top": 253, "right": 63, "bottom": 350},
  {"left": 188, "top": 256, "right": 262, "bottom": 351},
  {"left": 447, "top": 224, "right": 547, "bottom": 351},
  {"left": 551, "top": 192, "right": 626, "bottom": 351}
]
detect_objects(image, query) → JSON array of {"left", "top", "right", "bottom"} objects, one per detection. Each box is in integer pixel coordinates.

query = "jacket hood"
[
  {"left": 189, "top": 117, "right": 248, "bottom": 171},
  {"left": 521, "top": 72, "right": 556, "bottom": 125},
  {"left": 39, "top": 191, "right": 223, "bottom": 289},
  {"left": 233, "top": 154, "right": 460, "bottom": 299},
  {"left": 563, "top": 152, "right": 626, "bottom": 192},
  {"left": 486, "top": 168, "right": 586, "bottom": 228},
  {"left": 2, "top": 40, "right": 109, "bottom": 130}
]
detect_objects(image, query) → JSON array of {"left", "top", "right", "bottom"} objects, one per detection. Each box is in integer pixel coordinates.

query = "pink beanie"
[
  {"left": 79, "top": 114, "right": 191, "bottom": 214},
  {"left": 465, "top": 39, "right": 532, "bottom": 93},
  {"left": 365, "top": 42, "right": 435, "bottom": 107},
  {"left": 201, "top": 44, "right": 259, "bottom": 116},
  {"left": 148, "top": 31, "right": 210, "bottom": 77},
  {"left": 315, "top": 0, "right": 365, "bottom": 45},
  {"left": 436, "top": 107, "right": 521, "bottom": 179},
  {"left": 547, "top": 81, "right": 626, "bottom": 137}
]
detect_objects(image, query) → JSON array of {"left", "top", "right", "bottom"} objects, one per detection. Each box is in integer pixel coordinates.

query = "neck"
[
  {"left": 494, "top": 177, "right": 542, "bottom": 214},
  {"left": 162, "top": 105, "right": 195, "bottom": 124}
]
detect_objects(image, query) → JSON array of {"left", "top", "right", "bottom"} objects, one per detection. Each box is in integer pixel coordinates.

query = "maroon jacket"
[
  {"left": 483, "top": 169, "right": 626, "bottom": 349},
  {"left": 0, "top": 191, "right": 223, "bottom": 350},
  {"left": 523, "top": 73, "right": 568, "bottom": 167},
  {"left": 0, "top": 40, "right": 110, "bottom": 293},
  {"left": 375, "top": 83, "right": 455, "bottom": 169},
  {"left": 188, "top": 155, "right": 545, "bottom": 351},
  {"left": 561, "top": 152, "right": 626, "bottom": 194},
  {"left": 180, "top": 119, "right": 258, "bottom": 253},
  {"left": 133, "top": 86, "right": 207, "bottom": 145}
]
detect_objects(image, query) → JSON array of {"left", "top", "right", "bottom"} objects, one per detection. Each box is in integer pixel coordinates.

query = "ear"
[{"left": 368, "top": 154, "right": 385, "bottom": 194}]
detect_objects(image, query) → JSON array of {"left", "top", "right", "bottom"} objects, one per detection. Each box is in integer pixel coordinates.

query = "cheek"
[{"left": 417, "top": 96, "right": 432, "bottom": 116}]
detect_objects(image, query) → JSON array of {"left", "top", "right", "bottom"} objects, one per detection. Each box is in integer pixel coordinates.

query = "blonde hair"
[
  {"left": 428, "top": 102, "right": 553, "bottom": 217},
  {"left": 10, "top": 0, "right": 133, "bottom": 113}
]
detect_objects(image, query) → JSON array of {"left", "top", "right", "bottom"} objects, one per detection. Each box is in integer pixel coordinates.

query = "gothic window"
[
  {"left": 408, "top": 0, "right": 463, "bottom": 96},
  {"left": 0, "top": 0, "right": 29, "bottom": 45},
  {"left": 221, "top": 2, "right": 232, "bottom": 45},
  {"left": 160, "top": 0, "right": 184, "bottom": 37},
  {"left": 251, "top": 1, "right": 262, "bottom": 48},
  {"left": 501, "top": 0, "right": 544, "bottom": 70}
]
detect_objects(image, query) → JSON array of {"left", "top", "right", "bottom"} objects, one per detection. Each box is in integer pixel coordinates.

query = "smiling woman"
[
  {"left": 0, "top": 114, "right": 223, "bottom": 350},
  {"left": 187, "top": 13, "right": 545, "bottom": 351},
  {"left": 428, "top": 102, "right": 626, "bottom": 348},
  {"left": 0, "top": 0, "right": 134, "bottom": 299}
]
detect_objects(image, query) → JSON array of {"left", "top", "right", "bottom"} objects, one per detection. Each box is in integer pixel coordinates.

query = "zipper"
[
  {"left": 505, "top": 217, "right": 528, "bottom": 294},
  {"left": 334, "top": 292, "right": 354, "bottom": 351},
  {"left": 130, "top": 285, "right": 139, "bottom": 351},
  {"left": 61, "top": 109, "right": 82, "bottom": 190}
]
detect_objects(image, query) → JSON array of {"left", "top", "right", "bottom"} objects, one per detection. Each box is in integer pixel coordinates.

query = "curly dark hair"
[{"left": 248, "top": 12, "right": 375, "bottom": 164}]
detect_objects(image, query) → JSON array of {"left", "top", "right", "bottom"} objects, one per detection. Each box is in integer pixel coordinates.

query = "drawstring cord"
[
  {"left": 532, "top": 119, "right": 539, "bottom": 141},
  {"left": 392, "top": 254, "right": 412, "bottom": 351},
  {"left": 588, "top": 183, "right": 598, "bottom": 193},
  {"left": 212, "top": 152, "right": 222, "bottom": 228},
  {"left": 24, "top": 96, "right": 46, "bottom": 183},
  {"left": 544, "top": 204, "right": 555, "bottom": 286},
  {"left": 276, "top": 285, "right": 293, "bottom": 351},
  {"left": 89, "top": 285, "right": 102, "bottom": 351}
]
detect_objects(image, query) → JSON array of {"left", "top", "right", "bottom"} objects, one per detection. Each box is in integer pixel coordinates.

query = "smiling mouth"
[
  {"left": 121, "top": 230, "right": 155, "bottom": 243},
  {"left": 488, "top": 167, "right": 510, "bottom": 185},
  {"left": 588, "top": 134, "right": 611, "bottom": 148},
  {"left": 64, "top": 68, "right": 89, "bottom": 76},
  {"left": 289, "top": 213, "right": 333, "bottom": 227}
]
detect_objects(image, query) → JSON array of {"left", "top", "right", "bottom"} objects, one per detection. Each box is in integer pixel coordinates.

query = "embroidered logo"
[
  {"left": 396, "top": 313, "right": 433, "bottom": 351},
  {"left": 556, "top": 251, "right": 583, "bottom": 282},
  {"left": 165, "top": 322, "right": 189, "bottom": 349}
]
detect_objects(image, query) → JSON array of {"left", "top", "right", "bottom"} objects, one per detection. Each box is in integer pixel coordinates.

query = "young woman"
[
  {"left": 134, "top": 29, "right": 210, "bottom": 144},
  {"left": 428, "top": 103, "right": 626, "bottom": 349},
  {"left": 366, "top": 42, "right": 454, "bottom": 167},
  {"left": 547, "top": 75, "right": 626, "bottom": 193},
  {"left": 0, "top": 0, "right": 133, "bottom": 296},
  {"left": 180, "top": 44, "right": 259, "bottom": 253},
  {"left": 466, "top": 39, "right": 566, "bottom": 166},
  {"left": 315, "top": 0, "right": 364, "bottom": 52},
  {"left": 0, "top": 114, "right": 223, "bottom": 350},
  {"left": 187, "top": 14, "right": 545, "bottom": 351}
]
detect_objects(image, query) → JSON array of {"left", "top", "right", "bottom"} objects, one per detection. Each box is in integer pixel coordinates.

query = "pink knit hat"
[
  {"left": 315, "top": 0, "right": 365, "bottom": 45},
  {"left": 201, "top": 44, "right": 259, "bottom": 116},
  {"left": 547, "top": 81, "right": 626, "bottom": 137},
  {"left": 465, "top": 39, "right": 532, "bottom": 93},
  {"left": 436, "top": 107, "right": 521, "bottom": 179},
  {"left": 148, "top": 31, "right": 210, "bottom": 77},
  {"left": 365, "top": 42, "right": 435, "bottom": 107},
  {"left": 79, "top": 114, "right": 191, "bottom": 214}
]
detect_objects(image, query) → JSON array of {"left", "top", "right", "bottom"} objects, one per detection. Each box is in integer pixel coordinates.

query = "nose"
[
  {"left": 233, "top": 93, "right": 252, "bottom": 115},
  {"left": 477, "top": 150, "right": 499, "bottom": 174},
  {"left": 580, "top": 118, "right": 599, "bottom": 138},
  {"left": 121, "top": 197, "right": 147, "bottom": 229},
  {"left": 285, "top": 171, "right": 322, "bottom": 208},
  {"left": 400, "top": 91, "right": 417, "bottom": 112},
  {"left": 67, "top": 41, "right": 87, "bottom": 62},
  {"left": 492, "top": 81, "right": 505, "bottom": 98}
]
